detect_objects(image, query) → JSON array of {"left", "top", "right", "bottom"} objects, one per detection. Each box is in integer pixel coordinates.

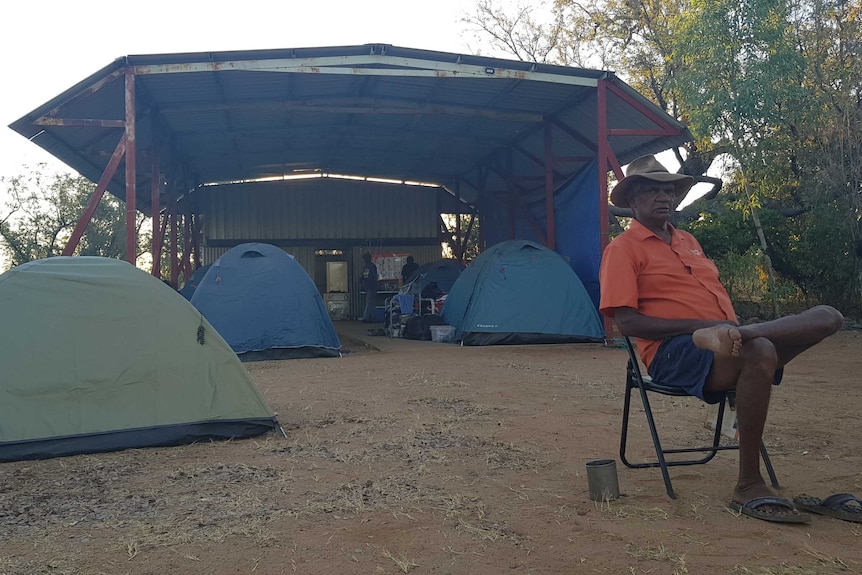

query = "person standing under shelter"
[
  {"left": 360, "top": 252, "right": 379, "bottom": 323},
  {"left": 599, "top": 154, "right": 845, "bottom": 524},
  {"left": 401, "top": 255, "right": 419, "bottom": 284}
]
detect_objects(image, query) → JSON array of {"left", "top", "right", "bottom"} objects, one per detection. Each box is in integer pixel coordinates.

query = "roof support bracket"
[{"left": 61, "top": 135, "right": 127, "bottom": 256}]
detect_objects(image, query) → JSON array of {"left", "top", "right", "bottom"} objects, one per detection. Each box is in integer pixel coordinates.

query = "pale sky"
[{"left": 0, "top": 0, "right": 489, "bottom": 179}]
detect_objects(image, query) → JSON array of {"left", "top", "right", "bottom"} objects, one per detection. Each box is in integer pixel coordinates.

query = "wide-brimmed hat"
[{"left": 610, "top": 155, "right": 694, "bottom": 208}]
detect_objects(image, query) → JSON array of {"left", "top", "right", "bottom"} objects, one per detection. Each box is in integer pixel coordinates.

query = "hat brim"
[{"left": 610, "top": 173, "right": 694, "bottom": 208}]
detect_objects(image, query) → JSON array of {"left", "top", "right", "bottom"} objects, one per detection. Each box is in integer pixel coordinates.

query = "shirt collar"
[{"left": 629, "top": 218, "right": 676, "bottom": 241}]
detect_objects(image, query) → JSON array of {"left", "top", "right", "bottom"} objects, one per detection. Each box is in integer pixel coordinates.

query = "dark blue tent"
[
  {"left": 441, "top": 240, "right": 604, "bottom": 346},
  {"left": 190, "top": 243, "right": 341, "bottom": 359},
  {"left": 179, "top": 264, "right": 212, "bottom": 300},
  {"left": 402, "top": 258, "right": 465, "bottom": 297}
]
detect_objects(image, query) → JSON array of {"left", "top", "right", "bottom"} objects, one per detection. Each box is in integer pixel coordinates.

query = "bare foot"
[
  {"left": 695, "top": 325, "right": 742, "bottom": 356},
  {"left": 731, "top": 480, "right": 808, "bottom": 522},
  {"left": 732, "top": 480, "right": 775, "bottom": 505},
  {"left": 692, "top": 325, "right": 742, "bottom": 357}
]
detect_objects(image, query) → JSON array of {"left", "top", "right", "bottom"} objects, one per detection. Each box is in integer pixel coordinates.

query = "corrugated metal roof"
[{"left": 9, "top": 43, "right": 691, "bottom": 212}]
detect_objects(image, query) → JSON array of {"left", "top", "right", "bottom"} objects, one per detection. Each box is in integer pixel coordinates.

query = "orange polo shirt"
[{"left": 599, "top": 219, "right": 736, "bottom": 369}]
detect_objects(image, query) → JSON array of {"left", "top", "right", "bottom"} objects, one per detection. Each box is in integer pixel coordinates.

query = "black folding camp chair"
[{"left": 619, "top": 336, "right": 779, "bottom": 499}]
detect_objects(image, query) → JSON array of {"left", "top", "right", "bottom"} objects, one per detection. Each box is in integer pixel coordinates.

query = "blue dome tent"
[
  {"left": 191, "top": 243, "right": 341, "bottom": 359},
  {"left": 441, "top": 240, "right": 604, "bottom": 346}
]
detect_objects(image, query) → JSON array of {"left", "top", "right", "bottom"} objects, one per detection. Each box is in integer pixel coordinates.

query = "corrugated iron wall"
[
  {"left": 200, "top": 178, "right": 440, "bottom": 241},
  {"left": 194, "top": 178, "right": 446, "bottom": 319}
]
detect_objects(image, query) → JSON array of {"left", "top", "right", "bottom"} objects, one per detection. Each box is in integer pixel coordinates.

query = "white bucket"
[{"left": 429, "top": 325, "right": 456, "bottom": 343}]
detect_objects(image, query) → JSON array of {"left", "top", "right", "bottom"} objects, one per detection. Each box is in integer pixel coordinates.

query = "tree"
[
  {"left": 672, "top": 0, "right": 862, "bottom": 311},
  {"left": 441, "top": 213, "right": 481, "bottom": 262},
  {"left": 463, "top": 1, "right": 575, "bottom": 65},
  {"left": 0, "top": 165, "right": 149, "bottom": 270}
]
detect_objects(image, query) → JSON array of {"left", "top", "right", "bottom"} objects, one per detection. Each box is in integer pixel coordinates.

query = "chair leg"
[
  {"left": 620, "top": 375, "right": 677, "bottom": 499},
  {"left": 761, "top": 443, "right": 780, "bottom": 488},
  {"left": 636, "top": 383, "right": 676, "bottom": 499}
]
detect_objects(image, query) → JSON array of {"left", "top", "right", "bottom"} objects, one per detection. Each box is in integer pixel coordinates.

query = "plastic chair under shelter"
[{"left": 619, "top": 336, "right": 779, "bottom": 499}]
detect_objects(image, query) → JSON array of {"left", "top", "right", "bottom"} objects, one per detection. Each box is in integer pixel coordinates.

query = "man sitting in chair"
[{"left": 599, "top": 154, "right": 844, "bottom": 524}]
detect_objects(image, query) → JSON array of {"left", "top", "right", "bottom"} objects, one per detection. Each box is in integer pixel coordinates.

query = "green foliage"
[
  {"left": 679, "top": 207, "right": 756, "bottom": 259},
  {"left": 0, "top": 165, "right": 148, "bottom": 269},
  {"left": 782, "top": 202, "right": 856, "bottom": 310},
  {"left": 680, "top": 198, "right": 856, "bottom": 315},
  {"left": 710, "top": 246, "right": 799, "bottom": 310},
  {"left": 680, "top": 209, "right": 798, "bottom": 316},
  {"left": 673, "top": 0, "right": 807, "bottom": 144}
]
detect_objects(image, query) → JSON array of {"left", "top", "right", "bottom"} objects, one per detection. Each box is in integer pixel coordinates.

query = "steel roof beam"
[
  {"left": 132, "top": 55, "right": 599, "bottom": 87},
  {"left": 158, "top": 99, "right": 543, "bottom": 124}
]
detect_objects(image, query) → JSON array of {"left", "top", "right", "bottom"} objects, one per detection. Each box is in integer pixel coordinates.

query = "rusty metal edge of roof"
[
  {"left": 121, "top": 43, "right": 611, "bottom": 79},
  {"left": 9, "top": 57, "right": 126, "bottom": 137},
  {"left": 9, "top": 44, "right": 616, "bottom": 135}
]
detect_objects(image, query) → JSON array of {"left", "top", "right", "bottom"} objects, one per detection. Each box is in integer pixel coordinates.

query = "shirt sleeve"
[{"left": 599, "top": 238, "right": 640, "bottom": 318}]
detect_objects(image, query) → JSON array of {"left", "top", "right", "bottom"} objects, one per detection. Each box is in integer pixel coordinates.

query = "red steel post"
[
  {"left": 597, "top": 79, "right": 614, "bottom": 337},
  {"left": 124, "top": 68, "right": 137, "bottom": 265},
  {"left": 182, "top": 212, "right": 192, "bottom": 284},
  {"left": 169, "top": 186, "right": 178, "bottom": 287},
  {"left": 151, "top": 149, "right": 162, "bottom": 276}
]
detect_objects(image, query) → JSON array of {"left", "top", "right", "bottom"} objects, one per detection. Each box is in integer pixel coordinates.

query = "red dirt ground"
[{"left": 1, "top": 323, "right": 860, "bottom": 574}]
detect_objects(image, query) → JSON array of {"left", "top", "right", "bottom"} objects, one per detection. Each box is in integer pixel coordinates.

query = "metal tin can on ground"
[{"left": 586, "top": 459, "right": 620, "bottom": 501}]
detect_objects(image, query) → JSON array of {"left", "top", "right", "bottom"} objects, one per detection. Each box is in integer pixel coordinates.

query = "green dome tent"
[
  {"left": 441, "top": 240, "right": 605, "bottom": 345},
  {"left": 0, "top": 257, "right": 279, "bottom": 462}
]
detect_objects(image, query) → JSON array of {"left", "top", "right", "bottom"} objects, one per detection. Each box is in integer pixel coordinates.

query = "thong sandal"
[
  {"left": 793, "top": 493, "right": 862, "bottom": 524},
  {"left": 728, "top": 496, "right": 811, "bottom": 524}
]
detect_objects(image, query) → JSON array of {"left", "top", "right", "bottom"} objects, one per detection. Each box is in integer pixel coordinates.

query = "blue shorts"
[{"left": 648, "top": 335, "right": 783, "bottom": 405}]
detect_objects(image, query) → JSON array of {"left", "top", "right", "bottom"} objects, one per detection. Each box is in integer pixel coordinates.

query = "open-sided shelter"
[
  {"left": 0, "top": 256, "right": 279, "bottom": 462},
  {"left": 9, "top": 44, "right": 692, "bottom": 323},
  {"left": 190, "top": 242, "right": 342, "bottom": 359},
  {"left": 441, "top": 240, "right": 605, "bottom": 345}
]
